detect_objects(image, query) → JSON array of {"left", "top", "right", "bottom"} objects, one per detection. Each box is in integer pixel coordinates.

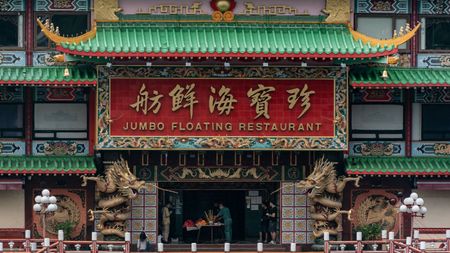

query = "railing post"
[
  {"left": 406, "top": 236, "right": 412, "bottom": 253},
  {"left": 58, "top": 230, "right": 64, "bottom": 253},
  {"left": 420, "top": 241, "right": 426, "bottom": 253},
  {"left": 446, "top": 230, "right": 450, "bottom": 251},
  {"left": 25, "top": 229, "right": 31, "bottom": 253},
  {"left": 157, "top": 243, "right": 164, "bottom": 253},
  {"left": 381, "top": 230, "right": 387, "bottom": 251},
  {"left": 388, "top": 232, "right": 395, "bottom": 253},
  {"left": 0, "top": 242, "right": 3, "bottom": 253},
  {"left": 44, "top": 238, "right": 50, "bottom": 253},
  {"left": 91, "top": 232, "right": 97, "bottom": 253},
  {"left": 324, "top": 232, "right": 330, "bottom": 253},
  {"left": 124, "top": 232, "right": 131, "bottom": 253},
  {"left": 356, "top": 232, "right": 363, "bottom": 253},
  {"left": 257, "top": 242, "right": 263, "bottom": 253}
]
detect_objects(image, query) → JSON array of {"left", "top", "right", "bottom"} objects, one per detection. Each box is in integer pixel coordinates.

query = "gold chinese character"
[
  {"left": 130, "top": 84, "right": 164, "bottom": 115},
  {"left": 209, "top": 85, "right": 237, "bottom": 115},
  {"left": 247, "top": 84, "right": 275, "bottom": 119},
  {"left": 169, "top": 83, "right": 198, "bottom": 119},
  {"left": 287, "top": 84, "right": 315, "bottom": 119}
]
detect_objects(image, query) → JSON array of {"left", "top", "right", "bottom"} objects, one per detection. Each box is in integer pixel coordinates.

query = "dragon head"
[
  {"left": 296, "top": 158, "right": 336, "bottom": 198},
  {"left": 110, "top": 158, "right": 146, "bottom": 200}
]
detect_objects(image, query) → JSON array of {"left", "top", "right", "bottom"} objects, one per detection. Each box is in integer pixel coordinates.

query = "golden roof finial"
[
  {"left": 36, "top": 18, "right": 97, "bottom": 45},
  {"left": 349, "top": 22, "right": 421, "bottom": 47}
]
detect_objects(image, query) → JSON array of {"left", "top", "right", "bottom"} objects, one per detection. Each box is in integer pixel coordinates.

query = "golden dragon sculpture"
[
  {"left": 81, "top": 158, "right": 176, "bottom": 238},
  {"left": 296, "top": 158, "right": 361, "bottom": 238}
]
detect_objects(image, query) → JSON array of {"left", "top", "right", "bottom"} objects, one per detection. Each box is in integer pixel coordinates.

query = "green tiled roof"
[
  {"left": 0, "top": 156, "right": 96, "bottom": 175},
  {"left": 56, "top": 22, "right": 396, "bottom": 58},
  {"left": 0, "top": 66, "right": 96, "bottom": 86},
  {"left": 346, "top": 157, "right": 450, "bottom": 176},
  {"left": 350, "top": 67, "right": 450, "bottom": 88}
]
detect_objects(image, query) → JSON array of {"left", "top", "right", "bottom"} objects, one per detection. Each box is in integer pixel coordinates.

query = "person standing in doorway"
[
  {"left": 260, "top": 202, "right": 269, "bottom": 243},
  {"left": 217, "top": 202, "right": 232, "bottom": 243},
  {"left": 267, "top": 201, "right": 277, "bottom": 244},
  {"left": 162, "top": 202, "right": 173, "bottom": 243}
]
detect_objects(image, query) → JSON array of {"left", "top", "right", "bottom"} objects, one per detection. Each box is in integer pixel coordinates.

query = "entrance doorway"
[{"left": 159, "top": 182, "right": 280, "bottom": 244}]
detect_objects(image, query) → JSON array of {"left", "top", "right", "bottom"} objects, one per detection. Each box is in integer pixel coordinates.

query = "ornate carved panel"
[
  {"left": 418, "top": 54, "right": 450, "bottom": 68},
  {"left": 32, "top": 189, "right": 87, "bottom": 239},
  {"left": 351, "top": 89, "right": 403, "bottom": 103},
  {"left": 0, "top": 87, "right": 24, "bottom": 103},
  {"left": 350, "top": 141, "right": 405, "bottom": 156},
  {"left": 280, "top": 183, "right": 314, "bottom": 244},
  {"left": 158, "top": 166, "right": 281, "bottom": 182},
  {"left": 34, "top": 0, "right": 89, "bottom": 11},
  {"left": 351, "top": 189, "right": 400, "bottom": 234},
  {"left": 32, "top": 140, "right": 89, "bottom": 156},
  {"left": 0, "top": 0, "right": 25, "bottom": 11},
  {"left": 97, "top": 66, "right": 348, "bottom": 150},
  {"left": 0, "top": 141, "right": 25, "bottom": 156},
  {"left": 414, "top": 89, "right": 450, "bottom": 103},
  {"left": 34, "top": 87, "right": 88, "bottom": 102},
  {"left": 412, "top": 142, "right": 450, "bottom": 156},
  {"left": 0, "top": 51, "right": 26, "bottom": 66},
  {"left": 419, "top": 0, "right": 450, "bottom": 14},
  {"left": 355, "top": 0, "right": 410, "bottom": 14}
]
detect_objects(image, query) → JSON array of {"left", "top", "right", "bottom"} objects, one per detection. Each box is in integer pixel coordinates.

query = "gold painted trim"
[
  {"left": 95, "top": 65, "right": 348, "bottom": 150},
  {"left": 37, "top": 19, "right": 97, "bottom": 46},
  {"left": 106, "top": 77, "right": 336, "bottom": 139},
  {"left": 348, "top": 23, "right": 421, "bottom": 47},
  {"left": 95, "top": 19, "right": 346, "bottom": 25}
]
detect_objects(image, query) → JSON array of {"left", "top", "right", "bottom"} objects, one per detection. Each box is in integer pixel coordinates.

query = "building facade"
[{"left": 0, "top": 0, "right": 449, "bottom": 248}]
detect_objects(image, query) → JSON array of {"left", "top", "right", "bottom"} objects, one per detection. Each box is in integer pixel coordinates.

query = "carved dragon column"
[{"left": 296, "top": 158, "right": 361, "bottom": 246}]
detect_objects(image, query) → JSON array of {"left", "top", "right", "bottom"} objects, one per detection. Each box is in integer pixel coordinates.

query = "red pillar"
[
  {"left": 24, "top": 0, "right": 34, "bottom": 155},
  {"left": 25, "top": 0, "right": 33, "bottom": 66},
  {"left": 411, "top": 0, "right": 418, "bottom": 67},
  {"left": 89, "top": 88, "right": 96, "bottom": 155}
]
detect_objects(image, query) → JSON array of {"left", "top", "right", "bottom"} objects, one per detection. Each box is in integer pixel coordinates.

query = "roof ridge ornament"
[
  {"left": 349, "top": 22, "right": 421, "bottom": 47},
  {"left": 36, "top": 18, "right": 97, "bottom": 46},
  {"left": 210, "top": 0, "right": 236, "bottom": 22},
  {"left": 322, "top": 0, "right": 351, "bottom": 23}
]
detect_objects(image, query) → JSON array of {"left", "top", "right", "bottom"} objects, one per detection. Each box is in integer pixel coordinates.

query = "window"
[
  {"left": 356, "top": 16, "right": 409, "bottom": 50},
  {"left": 422, "top": 104, "right": 450, "bottom": 140},
  {"left": 36, "top": 13, "right": 89, "bottom": 48},
  {"left": 0, "top": 104, "right": 24, "bottom": 138},
  {"left": 421, "top": 18, "right": 450, "bottom": 50},
  {"left": 0, "top": 14, "right": 24, "bottom": 48},
  {"left": 34, "top": 103, "right": 88, "bottom": 139},
  {"left": 351, "top": 104, "right": 404, "bottom": 140}
]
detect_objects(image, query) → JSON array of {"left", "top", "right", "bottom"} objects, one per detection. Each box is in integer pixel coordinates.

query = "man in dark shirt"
[
  {"left": 260, "top": 202, "right": 269, "bottom": 243},
  {"left": 266, "top": 201, "right": 277, "bottom": 244}
]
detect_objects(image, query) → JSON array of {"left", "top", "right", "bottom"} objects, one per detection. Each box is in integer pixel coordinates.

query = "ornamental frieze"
[
  {"left": 96, "top": 66, "right": 348, "bottom": 150},
  {"left": 412, "top": 142, "right": 450, "bottom": 156},
  {"left": 159, "top": 166, "right": 280, "bottom": 181}
]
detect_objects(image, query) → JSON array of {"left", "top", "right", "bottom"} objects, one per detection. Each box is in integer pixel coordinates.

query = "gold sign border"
[{"left": 96, "top": 66, "right": 348, "bottom": 150}]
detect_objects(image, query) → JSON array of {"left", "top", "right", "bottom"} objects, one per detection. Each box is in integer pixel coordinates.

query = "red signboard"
[{"left": 110, "top": 78, "right": 335, "bottom": 137}]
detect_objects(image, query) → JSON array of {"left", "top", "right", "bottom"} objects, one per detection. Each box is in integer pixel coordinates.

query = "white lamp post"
[
  {"left": 33, "top": 189, "right": 58, "bottom": 239},
  {"left": 399, "top": 192, "right": 427, "bottom": 238}
]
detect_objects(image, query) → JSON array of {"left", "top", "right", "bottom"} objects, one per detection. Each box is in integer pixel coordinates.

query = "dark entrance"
[
  {"left": 184, "top": 190, "right": 246, "bottom": 241},
  {"left": 159, "top": 182, "right": 279, "bottom": 244}
]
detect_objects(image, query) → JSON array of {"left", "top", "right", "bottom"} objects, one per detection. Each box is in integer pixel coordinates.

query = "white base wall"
[
  {"left": 0, "top": 190, "right": 24, "bottom": 228},
  {"left": 414, "top": 190, "right": 450, "bottom": 239}
]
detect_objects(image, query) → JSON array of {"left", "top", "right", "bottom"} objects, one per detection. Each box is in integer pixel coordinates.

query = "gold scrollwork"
[
  {"left": 241, "top": 2, "right": 307, "bottom": 16},
  {"left": 434, "top": 143, "right": 450, "bottom": 155},
  {"left": 137, "top": 2, "right": 204, "bottom": 15}
]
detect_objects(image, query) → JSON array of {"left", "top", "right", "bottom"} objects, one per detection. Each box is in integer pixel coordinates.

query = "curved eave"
[
  {"left": 55, "top": 45, "right": 398, "bottom": 60},
  {"left": 347, "top": 171, "right": 450, "bottom": 177},
  {"left": 0, "top": 80, "right": 96, "bottom": 87},
  {"left": 351, "top": 82, "right": 450, "bottom": 89},
  {"left": 0, "top": 169, "right": 96, "bottom": 175}
]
